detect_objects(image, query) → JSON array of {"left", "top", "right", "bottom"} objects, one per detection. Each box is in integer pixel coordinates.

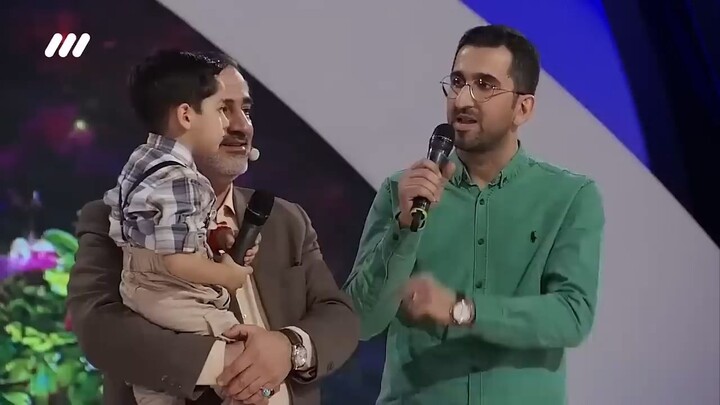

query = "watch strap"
[{"left": 278, "top": 328, "right": 303, "bottom": 347}]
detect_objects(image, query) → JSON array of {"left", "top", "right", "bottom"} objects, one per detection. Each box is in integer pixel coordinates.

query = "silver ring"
[{"left": 260, "top": 387, "right": 274, "bottom": 398}]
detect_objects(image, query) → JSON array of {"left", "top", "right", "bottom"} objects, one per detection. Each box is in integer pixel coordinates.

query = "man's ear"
[{"left": 513, "top": 95, "right": 536, "bottom": 127}]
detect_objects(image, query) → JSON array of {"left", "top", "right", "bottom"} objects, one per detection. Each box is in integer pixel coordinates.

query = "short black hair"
[
  {"left": 202, "top": 51, "right": 242, "bottom": 72},
  {"left": 453, "top": 25, "right": 540, "bottom": 95},
  {"left": 128, "top": 49, "right": 223, "bottom": 134}
]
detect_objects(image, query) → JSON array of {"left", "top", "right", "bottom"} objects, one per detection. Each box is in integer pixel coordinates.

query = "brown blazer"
[{"left": 67, "top": 187, "right": 360, "bottom": 405}]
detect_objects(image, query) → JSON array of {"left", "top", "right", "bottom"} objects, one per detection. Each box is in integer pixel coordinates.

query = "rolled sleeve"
[{"left": 149, "top": 175, "right": 210, "bottom": 255}]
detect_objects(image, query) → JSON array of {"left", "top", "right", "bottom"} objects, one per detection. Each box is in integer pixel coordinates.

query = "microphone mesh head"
[
  {"left": 433, "top": 123, "right": 455, "bottom": 140},
  {"left": 430, "top": 123, "right": 455, "bottom": 154}
]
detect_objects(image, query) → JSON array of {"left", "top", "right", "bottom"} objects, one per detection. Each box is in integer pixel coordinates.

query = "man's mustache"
[
  {"left": 452, "top": 108, "right": 479, "bottom": 117},
  {"left": 220, "top": 134, "right": 249, "bottom": 145}
]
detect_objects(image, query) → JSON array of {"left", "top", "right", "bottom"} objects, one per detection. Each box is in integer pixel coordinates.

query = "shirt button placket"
[
  {"left": 474, "top": 193, "right": 488, "bottom": 292},
  {"left": 471, "top": 191, "right": 487, "bottom": 404}
]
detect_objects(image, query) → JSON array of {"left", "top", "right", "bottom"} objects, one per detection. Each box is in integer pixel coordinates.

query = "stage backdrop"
[
  {"left": 158, "top": 1, "right": 720, "bottom": 404},
  {"left": 0, "top": 0, "right": 717, "bottom": 404}
]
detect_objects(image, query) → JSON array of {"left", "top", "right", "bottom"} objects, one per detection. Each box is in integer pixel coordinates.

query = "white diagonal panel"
[{"left": 157, "top": 1, "right": 719, "bottom": 404}]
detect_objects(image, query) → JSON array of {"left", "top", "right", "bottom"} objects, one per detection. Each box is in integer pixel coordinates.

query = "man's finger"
[
  {"left": 409, "top": 159, "right": 442, "bottom": 175},
  {"left": 441, "top": 161, "right": 457, "bottom": 181},
  {"left": 404, "top": 184, "right": 438, "bottom": 204},
  {"left": 242, "top": 387, "right": 272, "bottom": 405},
  {"left": 406, "top": 168, "right": 443, "bottom": 185},
  {"left": 222, "top": 324, "right": 256, "bottom": 340},
  {"left": 405, "top": 180, "right": 439, "bottom": 198},
  {"left": 222, "top": 356, "right": 257, "bottom": 395},
  {"left": 234, "top": 374, "right": 271, "bottom": 402},
  {"left": 225, "top": 368, "right": 259, "bottom": 398},
  {"left": 218, "top": 349, "right": 254, "bottom": 386},
  {"left": 232, "top": 372, "right": 265, "bottom": 401}
]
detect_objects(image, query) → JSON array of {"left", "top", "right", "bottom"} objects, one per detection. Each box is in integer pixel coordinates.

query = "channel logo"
[{"left": 45, "top": 33, "right": 91, "bottom": 58}]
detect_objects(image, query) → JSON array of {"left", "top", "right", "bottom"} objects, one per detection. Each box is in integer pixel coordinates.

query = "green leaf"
[
  {"left": 4, "top": 358, "right": 34, "bottom": 381},
  {"left": 59, "top": 253, "right": 76, "bottom": 272},
  {"left": 22, "top": 336, "right": 54, "bottom": 352},
  {"left": 48, "top": 332, "right": 76, "bottom": 346},
  {"left": 55, "top": 362, "right": 79, "bottom": 388},
  {"left": 1, "top": 392, "right": 31, "bottom": 405},
  {"left": 0, "top": 339, "right": 17, "bottom": 365},
  {"left": 67, "top": 371, "right": 102, "bottom": 405},
  {"left": 4, "top": 322, "right": 23, "bottom": 342},
  {"left": 41, "top": 230, "right": 78, "bottom": 256},
  {"left": 29, "top": 362, "right": 56, "bottom": 398},
  {"left": 23, "top": 326, "right": 44, "bottom": 338},
  {"left": 42, "top": 270, "right": 69, "bottom": 297}
]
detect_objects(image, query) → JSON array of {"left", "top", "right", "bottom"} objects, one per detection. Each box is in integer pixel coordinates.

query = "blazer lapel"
[{"left": 232, "top": 187, "right": 284, "bottom": 329}]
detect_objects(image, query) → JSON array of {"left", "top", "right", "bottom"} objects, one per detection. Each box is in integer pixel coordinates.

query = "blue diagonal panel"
[{"left": 462, "top": 0, "right": 649, "bottom": 166}]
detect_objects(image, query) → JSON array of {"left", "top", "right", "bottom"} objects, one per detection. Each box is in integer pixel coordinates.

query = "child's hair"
[{"left": 128, "top": 49, "right": 223, "bottom": 134}]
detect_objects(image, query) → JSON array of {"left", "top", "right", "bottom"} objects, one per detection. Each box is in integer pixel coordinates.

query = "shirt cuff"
[
  {"left": 196, "top": 340, "right": 226, "bottom": 385},
  {"left": 283, "top": 326, "right": 316, "bottom": 373},
  {"left": 381, "top": 213, "right": 423, "bottom": 260}
]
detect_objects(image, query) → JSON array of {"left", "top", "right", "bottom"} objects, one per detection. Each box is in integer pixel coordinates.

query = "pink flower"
[{"left": 1, "top": 238, "right": 59, "bottom": 277}]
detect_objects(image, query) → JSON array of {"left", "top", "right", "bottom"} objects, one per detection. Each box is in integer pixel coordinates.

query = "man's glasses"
[{"left": 440, "top": 75, "right": 529, "bottom": 103}]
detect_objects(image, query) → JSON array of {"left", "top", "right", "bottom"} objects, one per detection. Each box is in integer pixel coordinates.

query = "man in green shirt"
[{"left": 343, "top": 25, "right": 604, "bottom": 405}]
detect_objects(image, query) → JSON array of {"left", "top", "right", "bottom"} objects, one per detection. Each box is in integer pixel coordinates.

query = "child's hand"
[
  {"left": 210, "top": 226, "right": 236, "bottom": 254},
  {"left": 220, "top": 254, "right": 253, "bottom": 291}
]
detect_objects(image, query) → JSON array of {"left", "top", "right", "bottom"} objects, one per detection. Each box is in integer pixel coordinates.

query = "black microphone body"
[
  {"left": 409, "top": 123, "right": 455, "bottom": 232},
  {"left": 230, "top": 190, "right": 275, "bottom": 259}
]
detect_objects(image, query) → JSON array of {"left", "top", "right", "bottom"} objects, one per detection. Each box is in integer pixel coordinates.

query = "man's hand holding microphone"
[
  {"left": 397, "top": 159, "right": 456, "bottom": 229},
  {"left": 397, "top": 124, "right": 465, "bottom": 327}
]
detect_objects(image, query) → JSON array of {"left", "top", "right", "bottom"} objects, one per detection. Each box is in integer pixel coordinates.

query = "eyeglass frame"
[{"left": 440, "top": 74, "right": 532, "bottom": 103}]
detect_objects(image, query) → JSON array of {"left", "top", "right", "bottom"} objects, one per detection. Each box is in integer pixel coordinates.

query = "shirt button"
[
  {"left": 477, "top": 238, "right": 485, "bottom": 245},
  {"left": 475, "top": 280, "right": 484, "bottom": 289},
  {"left": 479, "top": 198, "right": 485, "bottom": 205},
  {"left": 242, "top": 314, "right": 247, "bottom": 320}
]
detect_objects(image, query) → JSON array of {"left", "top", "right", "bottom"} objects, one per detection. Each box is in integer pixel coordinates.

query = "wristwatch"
[
  {"left": 279, "top": 329, "right": 308, "bottom": 370},
  {"left": 451, "top": 293, "right": 475, "bottom": 326}
]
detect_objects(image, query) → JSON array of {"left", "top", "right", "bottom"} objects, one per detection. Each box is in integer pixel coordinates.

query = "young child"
[{"left": 104, "top": 50, "right": 251, "bottom": 405}]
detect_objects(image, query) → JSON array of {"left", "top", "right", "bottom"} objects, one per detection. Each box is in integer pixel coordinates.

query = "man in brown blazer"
[{"left": 66, "top": 53, "right": 359, "bottom": 405}]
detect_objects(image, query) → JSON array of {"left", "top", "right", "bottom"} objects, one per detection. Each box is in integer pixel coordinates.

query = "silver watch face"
[
  {"left": 292, "top": 345, "right": 308, "bottom": 369},
  {"left": 453, "top": 301, "right": 471, "bottom": 324}
]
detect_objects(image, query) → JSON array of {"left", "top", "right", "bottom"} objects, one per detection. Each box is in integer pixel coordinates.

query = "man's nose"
[
  {"left": 228, "top": 111, "right": 253, "bottom": 136},
  {"left": 454, "top": 85, "right": 475, "bottom": 109}
]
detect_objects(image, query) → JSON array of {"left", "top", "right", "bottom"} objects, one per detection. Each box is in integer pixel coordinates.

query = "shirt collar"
[
  {"left": 220, "top": 186, "right": 236, "bottom": 216},
  {"left": 146, "top": 133, "right": 195, "bottom": 168},
  {"left": 449, "top": 141, "right": 530, "bottom": 189}
]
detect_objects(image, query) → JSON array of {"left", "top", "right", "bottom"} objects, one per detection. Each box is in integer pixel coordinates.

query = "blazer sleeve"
[
  {"left": 66, "top": 200, "right": 216, "bottom": 398},
  {"left": 289, "top": 203, "right": 360, "bottom": 383}
]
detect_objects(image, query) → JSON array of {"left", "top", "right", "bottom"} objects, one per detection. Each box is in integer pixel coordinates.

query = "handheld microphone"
[
  {"left": 409, "top": 123, "right": 455, "bottom": 232},
  {"left": 230, "top": 189, "right": 274, "bottom": 260}
]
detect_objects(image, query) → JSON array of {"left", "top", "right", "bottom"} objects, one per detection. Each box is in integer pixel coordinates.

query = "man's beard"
[
  {"left": 455, "top": 128, "right": 508, "bottom": 154},
  {"left": 199, "top": 153, "right": 249, "bottom": 179}
]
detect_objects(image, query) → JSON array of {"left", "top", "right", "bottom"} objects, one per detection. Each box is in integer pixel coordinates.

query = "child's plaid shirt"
[{"left": 103, "top": 133, "right": 217, "bottom": 254}]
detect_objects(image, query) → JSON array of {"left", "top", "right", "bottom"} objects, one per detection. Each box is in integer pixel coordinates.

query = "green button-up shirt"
[{"left": 344, "top": 146, "right": 604, "bottom": 405}]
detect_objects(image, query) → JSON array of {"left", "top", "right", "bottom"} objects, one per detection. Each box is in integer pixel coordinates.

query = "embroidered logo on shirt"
[{"left": 530, "top": 231, "right": 538, "bottom": 243}]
